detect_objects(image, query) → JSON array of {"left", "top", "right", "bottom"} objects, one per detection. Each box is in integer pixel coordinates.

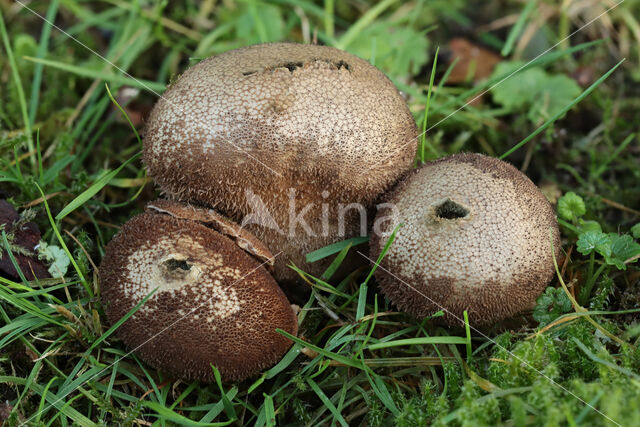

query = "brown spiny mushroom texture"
[
  {"left": 370, "top": 153, "right": 561, "bottom": 326},
  {"left": 143, "top": 42, "right": 418, "bottom": 282},
  {"left": 99, "top": 201, "right": 298, "bottom": 382}
]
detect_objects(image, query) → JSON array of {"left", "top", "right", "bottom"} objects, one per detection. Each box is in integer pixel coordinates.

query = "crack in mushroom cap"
[
  {"left": 146, "top": 199, "right": 275, "bottom": 268},
  {"left": 146, "top": 200, "right": 366, "bottom": 283},
  {"left": 370, "top": 153, "right": 561, "bottom": 326},
  {"left": 99, "top": 208, "right": 298, "bottom": 382},
  {"left": 143, "top": 42, "right": 417, "bottom": 281}
]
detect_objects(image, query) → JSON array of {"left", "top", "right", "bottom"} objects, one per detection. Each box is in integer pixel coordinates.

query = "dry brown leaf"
[
  {"left": 0, "top": 200, "right": 50, "bottom": 281},
  {"left": 447, "top": 38, "right": 502, "bottom": 84}
]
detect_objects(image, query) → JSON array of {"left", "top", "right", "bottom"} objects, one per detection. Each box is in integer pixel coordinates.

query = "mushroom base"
[{"left": 373, "top": 267, "right": 551, "bottom": 326}]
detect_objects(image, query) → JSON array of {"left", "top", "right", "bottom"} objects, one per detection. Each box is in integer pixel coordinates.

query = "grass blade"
[
  {"left": 307, "top": 378, "right": 348, "bottom": 427},
  {"left": 199, "top": 387, "right": 239, "bottom": 423},
  {"left": 0, "top": 376, "right": 93, "bottom": 426},
  {"left": 464, "top": 310, "right": 472, "bottom": 362},
  {"left": 263, "top": 393, "right": 276, "bottom": 427},
  {"left": 143, "top": 401, "right": 232, "bottom": 426},
  {"left": 105, "top": 83, "right": 142, "bottom": 144},
  {"left": 367, "top": 336, "right": 469, "bottom": 350},
  {"left": 55, "top": 152, "right": 141, "bottom": 221},
  {"left": 356, "top": 282, "right": 367, "bottom": 320},
  {"left": 212, "top": 366, "right": 237, "bottom": 422},
  {"left": 23, "top": 56, "right": 166, "bottom": 92},
  {"left": 419, "top": 46, "right": 440, "bottom": 161},
  {"left": 277, "top": 329, "right": 364, "bottom": 370},
  {"left": 324, "top": 0, "right": 335, "bottom": 38},
  {"left": 592, "top": 133, "right": 636, "bottom": 178},
  {"left": 306, "top": 236, "right": 368, "bottom": 263},
  {"left": 572, "top": 338, "right": 640, "bottom": 380},
  {"left": 36, "top": 184, "right": 90, "bottom": 295},
  {"left": 501, "top": 0, "right": 536, "bottom": 56},
  {"left": 320, "top": 242, "right": 354, "bottom": 281},
  {"left": 0, "top": 10, "right": 34, "bottom": 169},
  {"left": 361, "top": 224, "right": 402, "bottom": 287},
  {"left": 28, "top": 0, "right": 60, "bottom": 124},
  {"left": 336, "top": 0, "right": 397, "bottom": 49}
]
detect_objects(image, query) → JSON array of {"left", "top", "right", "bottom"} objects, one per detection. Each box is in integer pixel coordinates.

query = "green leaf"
[
  {"left": 605, "top": 234, "right": 640, "bottom": 270},
  {"left": 491, "top": 61, "right": 547, "bottom": 111},
  {"left": 491, "top": 62, "right": 583, "bottom": 125},
  {"left": 345, "top": 21, "right": 429, "bottom": 77},
  {"left": 631, "top": 223, "right": 640, "bottom": 239},
  {"left": 500, "top": 59, "right": 624, "bottom": 159},
  {"left": 533, "top": 287, "right": 572, "bottom": 326},
  {"left": 557, "top": 192, "right": 586, "bottom": 220},
  {"left": 610, "top": 234, "right": 640, "bottom": 260},
  {"left": 576, "top": 231, "right": 610, "bottom": 257},
  {"left": 578, "top": 220, "right": 602, "bottom": 234},
  {"left": 233, "top": 3, "right": 284, "bottom": 44},
  {"left": 527, "top": 74, "right": 581, "bottom": 123}
]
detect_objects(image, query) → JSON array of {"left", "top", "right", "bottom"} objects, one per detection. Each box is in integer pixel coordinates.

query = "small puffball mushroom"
[
  {"left": 99, "top": 201, "right": 298, "bottom": 382},
  {"left": 370, "top": 153, "right": 561, "bottom": 326},
  {"left": 143, "top": 42, "right": 417, "bottom": 282}
]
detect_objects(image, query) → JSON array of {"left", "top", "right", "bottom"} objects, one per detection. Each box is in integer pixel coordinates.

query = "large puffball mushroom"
[
  {"left": 99, "top": 200, "right": 298, "bottom": 382},
  {"left": 143, "top": 42, "right": 418, "bottom": 282},
  {"left": 370, "top": 153, "right": 561, "bottom": 326}
]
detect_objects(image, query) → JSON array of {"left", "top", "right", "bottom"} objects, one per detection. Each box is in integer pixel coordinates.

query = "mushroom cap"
[
  {"left": 370, "top": 153, "right": 561, "bottom": 326},
  {"left": 143, "top": 42, "right": 417, "bottom": 281},
  {"left": 99, "top": 203, "right": 298, "bottom": 382}
]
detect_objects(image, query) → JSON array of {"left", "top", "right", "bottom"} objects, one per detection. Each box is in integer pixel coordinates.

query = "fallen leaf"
[
  {"left": 447, "top": 38, "right": 501, "bottom": 84},
  {"left": 0, "top": 400, "right": 24, "bottom": 425}
]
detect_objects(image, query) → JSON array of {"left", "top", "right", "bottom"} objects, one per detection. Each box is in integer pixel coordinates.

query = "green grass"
[{"left": 2, "top": 1, "right": 640, "bottom": 426}]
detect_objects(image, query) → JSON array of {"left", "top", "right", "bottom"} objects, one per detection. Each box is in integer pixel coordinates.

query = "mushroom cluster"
[
  {"left": 101, "top": 43, "right": 559, "bottom": 382},
  {"left": 100, "top": 43, "right": 418, "bottom": 382},
  {"left": 370, "top": 153, "right": 561, "bottom": 326}
]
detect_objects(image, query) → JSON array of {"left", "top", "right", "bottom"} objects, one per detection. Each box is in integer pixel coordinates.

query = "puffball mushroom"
[
  {"left": 370, "top": 153, "right": 561, "bottom": 326},
  {"left": 99, "top": 200, "right": 298, "bottom": 382},
  {"left": 143, "top": 42, "right": 418, "bottom": 282}
]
